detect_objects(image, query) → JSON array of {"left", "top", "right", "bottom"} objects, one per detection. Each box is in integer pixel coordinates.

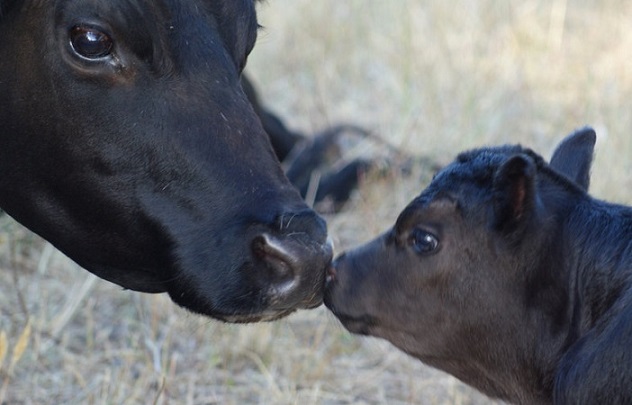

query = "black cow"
[
  {"left": 0, "top": 0, "right": 333, "bottom": 323},
  {"left": 326, "top": 128, "right": 632, "bottom": 404}
]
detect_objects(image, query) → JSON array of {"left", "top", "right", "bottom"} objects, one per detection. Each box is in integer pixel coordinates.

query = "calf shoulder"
[
  {"left": 547, "top": 197, "right": 632, "bottom": 404},
  {"left": 555, "top": 292, "right": 632, "bottom": 404}
]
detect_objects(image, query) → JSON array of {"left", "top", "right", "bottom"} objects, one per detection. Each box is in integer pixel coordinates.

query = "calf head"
[
  {"left": 325, "top": 128, "right": 596, "bottom": 402},
  {"left": 0, "top": 0, "right": 332, "bottom": 322}
]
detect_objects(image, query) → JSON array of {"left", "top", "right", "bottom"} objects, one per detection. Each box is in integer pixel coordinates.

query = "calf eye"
[
  {"left": 410, "top": 229, "right": 439, "bottom": 255},
  {"left": 69, "top": 25, "right": 113, "bottom": 59}
]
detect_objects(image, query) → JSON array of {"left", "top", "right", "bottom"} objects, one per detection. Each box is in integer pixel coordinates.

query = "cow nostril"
[{"left": 251, "top": 233, "right": 298, "bottom": 282}]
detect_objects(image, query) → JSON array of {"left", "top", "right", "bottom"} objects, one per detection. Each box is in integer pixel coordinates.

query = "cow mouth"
[
  {"left": 216, "top": 308, "right": 297, "bottom": 324},
  {"left": 253, "top": 232, "right": 332, "bottom": 307},
  {"left": 164, "top": 207, "right": 332, "bottom": 323},
  {"left": 213, "top": 248, "right": 330, "bottom": 324},
  {"left": 215, "top": 290, "right": 326, "bottom": 323}
]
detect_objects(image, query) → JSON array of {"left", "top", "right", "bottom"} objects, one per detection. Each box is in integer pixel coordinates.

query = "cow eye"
[
  {"left": 410, "top": 229, "right": 439, "bottom": 255},
  {"left": 69, "top": 25, "right": 113, "bottom": 59}
]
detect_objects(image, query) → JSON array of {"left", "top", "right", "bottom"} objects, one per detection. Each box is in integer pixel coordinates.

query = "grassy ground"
[{"left": 1, "top": 0, "right": 631, "bottom": 404}]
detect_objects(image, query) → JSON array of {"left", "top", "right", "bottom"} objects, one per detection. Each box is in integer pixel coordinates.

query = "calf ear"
[
  {"left": 549, "top": 127, "right": 596, "bottom": 191},
  {"left": 492, "top": 154, "right": 537, "bottom": 234}
]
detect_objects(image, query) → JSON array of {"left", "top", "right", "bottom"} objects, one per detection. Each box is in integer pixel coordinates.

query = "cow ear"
[
  {"left": 549, "top": 127, "right": 596, "bottom": 191},
  {"left": 492, "top": 154, "right": 537, "bottom": 233}
]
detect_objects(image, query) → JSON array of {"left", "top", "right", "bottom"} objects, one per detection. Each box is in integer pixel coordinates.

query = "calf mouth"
[
  {"left": 327, "top": 307, "right": 378, "bottom": 336},
  {"left": 324, "top": 261, "right": 382, "bottom": 335}
]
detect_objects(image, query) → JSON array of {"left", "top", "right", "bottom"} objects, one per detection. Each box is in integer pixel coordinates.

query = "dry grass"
[{"left": 1, "top": 0, "right": 631, "bottom": 404}]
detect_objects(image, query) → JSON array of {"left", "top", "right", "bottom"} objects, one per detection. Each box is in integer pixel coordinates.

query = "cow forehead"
[
  {"left": 50, "top": 0, "right": 256, "bottom": 20},
  {"left": 51, "top": 0, "right": 258, "bottom": 71},
  {"left": 199, "top": 0, "right": 259, "bottom": 69}
]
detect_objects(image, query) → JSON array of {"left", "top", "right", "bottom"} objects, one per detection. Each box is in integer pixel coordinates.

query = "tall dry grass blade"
[
  {"left": 152, "top": 375, "right": 167, "bottom": 405},
  {"left": 548, "top": 0, "right": 568, "bottom": 51},
  {"left": 243, "top": 350, "right": 284, "bottom": 398},
  {"left": 0, "top": 331, "right": 7, "bottom": 370},
  {"left": 9, "top": 319, "right": 31, "bottom": 372},
  {"left": 0, "top": 320, "right": 31, "bottom": 405},
  {"left": 305, "top": 171, "right": 322, "bottom": 208},
  {"left": 43, "top": 272, "right": 97, "bottom": 351},
  {"left": 0, "top": 374, "right": 7, "bottom": 405},
  {"left": 36, "top": 242, "right": 56, "bottom": 275}
]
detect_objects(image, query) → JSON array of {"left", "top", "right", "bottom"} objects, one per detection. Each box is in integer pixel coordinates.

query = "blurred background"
[{"left": 1, "top": 0, "right": 630, "bottom": 403}]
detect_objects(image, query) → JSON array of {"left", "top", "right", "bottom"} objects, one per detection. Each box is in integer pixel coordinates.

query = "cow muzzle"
[
  {"left": 168, "top": 206, "right": 333, "bottom": 323},
  {"left": 251, "top": 227, "right": 333, "bottom": 311}
]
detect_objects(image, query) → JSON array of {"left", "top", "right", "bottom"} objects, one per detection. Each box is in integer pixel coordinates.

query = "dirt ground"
[{"left": 1, "top": 1, "right": 631, "bottom": 404}]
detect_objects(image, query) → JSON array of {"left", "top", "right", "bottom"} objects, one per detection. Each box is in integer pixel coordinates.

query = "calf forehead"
[
  {"left": 413, "top": 145, "right": 542, "bottom": 212},
  {"left": 443, "top": 146, "right": 522, "bottom": 183},
  {"left": 416, "top": 149, "right": 509, "bottom": 202}
]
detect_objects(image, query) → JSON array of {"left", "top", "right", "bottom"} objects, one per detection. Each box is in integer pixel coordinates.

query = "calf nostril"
[
  {"left": 326, "top": 236, "right": 335, "bottom": 253},
  {"left": 326, "top": 265, "right": 337, "bottom": 284}
]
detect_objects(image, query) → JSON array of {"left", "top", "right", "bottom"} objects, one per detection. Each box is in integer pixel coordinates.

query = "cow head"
[{"left": 0, "top": 0, "right": 332, "bottom": 322}]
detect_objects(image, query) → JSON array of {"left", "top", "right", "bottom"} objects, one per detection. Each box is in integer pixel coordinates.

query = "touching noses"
[{"left": 250, "top": 209, "right": 332, "bottom": 306}]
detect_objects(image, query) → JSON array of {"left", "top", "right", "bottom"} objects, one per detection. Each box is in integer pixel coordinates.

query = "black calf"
[{"left": 326, "top": 128, "right": 632, "bottom": 404}]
